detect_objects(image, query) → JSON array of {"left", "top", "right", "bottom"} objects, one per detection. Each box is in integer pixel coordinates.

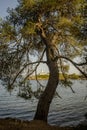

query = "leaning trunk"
[{"left": 34, "top": 46, "right": 59, "bottom": 122}]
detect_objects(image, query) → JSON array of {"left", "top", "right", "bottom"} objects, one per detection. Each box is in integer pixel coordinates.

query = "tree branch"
[
  {"left": 35, "top": 70, "right": 45, "bottom": 88},
  {"left": 58, "top": 56, "right": 87, "bottom": 78},
  {"left": 9, "top": 48, "right": 46, "bottom": 87},
  {"left": 23, "top": 48, "right": 46, "bottom": 82},
  {"left": 59, "top": 58, "right": 75, "bottom": 93}
]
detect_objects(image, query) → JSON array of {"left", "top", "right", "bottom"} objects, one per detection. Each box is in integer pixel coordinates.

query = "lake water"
[{"left": 0, "top": 80, "right": 87, "bottom": 126}]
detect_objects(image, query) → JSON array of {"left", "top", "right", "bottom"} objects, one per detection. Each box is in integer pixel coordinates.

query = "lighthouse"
[{"left": 39, "top": 69, "right": 45, "bottom": 75}]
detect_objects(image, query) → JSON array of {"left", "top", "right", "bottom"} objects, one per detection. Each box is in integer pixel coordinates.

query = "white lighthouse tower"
[{"left": 39, "top": 69, "right": 45, "bottom": 75}]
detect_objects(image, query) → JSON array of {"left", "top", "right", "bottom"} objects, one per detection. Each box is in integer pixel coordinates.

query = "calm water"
[{"left": 0, "top": 80, "right": 87, "bottom": 126}]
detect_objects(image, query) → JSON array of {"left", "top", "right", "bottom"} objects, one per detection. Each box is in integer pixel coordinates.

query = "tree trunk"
[{"left": 34, "top": 45, "right": 59, "bottom": 122}]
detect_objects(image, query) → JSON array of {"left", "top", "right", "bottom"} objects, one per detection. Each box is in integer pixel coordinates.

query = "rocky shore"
[{"left": 0, "top": 118, "right": 87, "bottom": 130}]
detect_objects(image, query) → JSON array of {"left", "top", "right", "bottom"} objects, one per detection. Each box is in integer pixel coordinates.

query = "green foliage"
[
  {"left": 18, "top": 82, "right": 33, "bottom": 99},
  {"left": 22, "top": 0, "right": 35, "bottom": 9},
  {"left": 21, "top": 21, "right": 36, "bottom": 37},
  {"left": 37, "top": 74, "right": 49, "bottom": 79},
  {"left": 18, "top": 80, "right": 44, "bottom": 99},
  {"left": 69, "top": 73, "right": 80, "bottom": 79},
  {"left": 0, "top": 21, "right": 16, "bottom": 42},
  {"left": 0, "top": 0, "right": 86, "bottom": 94}
]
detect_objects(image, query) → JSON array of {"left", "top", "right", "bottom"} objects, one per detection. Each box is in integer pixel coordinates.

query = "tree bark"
[{"left": 34, "top": 45, "right": 59, "bottom": 122}]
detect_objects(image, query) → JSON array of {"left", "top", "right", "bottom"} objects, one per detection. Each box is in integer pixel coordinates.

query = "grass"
[{"left": 0, "top": 118, "right": 87, "bottom": 130}]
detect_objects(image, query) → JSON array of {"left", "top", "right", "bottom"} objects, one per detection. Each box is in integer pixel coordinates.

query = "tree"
[{"left": 0, "top": 0, "right": 87, "bottom": 122}]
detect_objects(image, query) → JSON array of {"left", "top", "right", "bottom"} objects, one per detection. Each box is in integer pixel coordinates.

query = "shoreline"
[
  {"left": 0, "top": 118, "right": 87, "bottom": 130},
  {"left": 29, "top": 74, "right": 86, "bottom": 80}
]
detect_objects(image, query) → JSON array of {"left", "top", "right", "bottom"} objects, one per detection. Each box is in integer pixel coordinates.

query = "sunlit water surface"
[{"left": 0, "top": 80, "right": 87, "bottom": 126}]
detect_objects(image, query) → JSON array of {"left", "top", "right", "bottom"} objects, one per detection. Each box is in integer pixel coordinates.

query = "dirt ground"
[{"left": 0, "top": 118, "right": 87, "bottom": 130}]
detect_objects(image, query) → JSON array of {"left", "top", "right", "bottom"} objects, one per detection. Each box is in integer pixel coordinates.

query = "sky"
[
  {"left": 0, "top": 0, "right": 80, "bottom": 75},
  {"left": 0, "top": 0, "right": 18, "bottom": 18}
]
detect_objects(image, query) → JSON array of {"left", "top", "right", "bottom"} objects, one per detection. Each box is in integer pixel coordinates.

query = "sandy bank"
[{"left": 0, "top": 118, "right": 87, "bottom": 130}]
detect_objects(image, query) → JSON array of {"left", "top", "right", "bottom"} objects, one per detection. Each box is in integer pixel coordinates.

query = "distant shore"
[
  {"left": 0, "top": 118, "right": 87, "bottom": 130},
  {"left": 29, "top": 73, "right": 86, "bottom": 80}
]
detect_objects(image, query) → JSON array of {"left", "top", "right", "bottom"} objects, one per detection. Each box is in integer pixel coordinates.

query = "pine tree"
[{"left": 0, "top": 0, "right": 87, "bottom": 122}]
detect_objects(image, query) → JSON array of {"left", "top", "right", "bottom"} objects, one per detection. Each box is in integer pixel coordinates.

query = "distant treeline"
[{"left": 29, "top": 73, "right": 86, "bottom": 80}]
